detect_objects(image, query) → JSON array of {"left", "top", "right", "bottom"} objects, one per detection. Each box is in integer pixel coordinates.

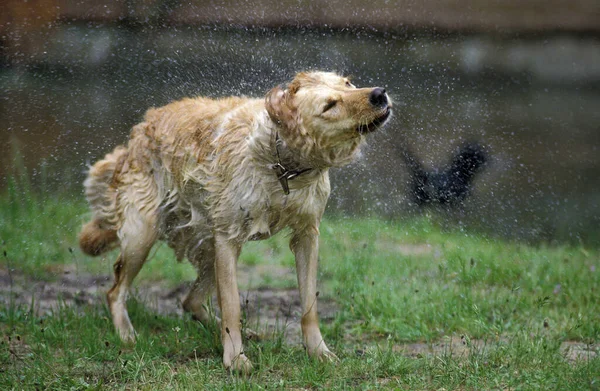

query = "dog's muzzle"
[
  {"left": 358, "top": 88, "right": 392, "bottom": 134},
  {"left": 369, "top": 87, "right": 389, "bottom": 108}
]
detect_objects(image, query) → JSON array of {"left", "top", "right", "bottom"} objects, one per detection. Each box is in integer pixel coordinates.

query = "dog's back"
[{"left": 79, "top": 95, "right": 258, "bottom": 257}]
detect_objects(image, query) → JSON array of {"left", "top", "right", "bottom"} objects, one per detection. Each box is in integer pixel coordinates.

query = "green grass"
[{"left": 1, "top": 184, "right": 599, "bottom": 389}]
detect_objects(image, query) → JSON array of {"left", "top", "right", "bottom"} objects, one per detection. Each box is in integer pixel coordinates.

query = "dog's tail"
[
  {"left": 79, "top": 219, "right": 119, "bottom": 256},
  {"left": 79, "top": 146, "right": 127, "bottom": 256}
]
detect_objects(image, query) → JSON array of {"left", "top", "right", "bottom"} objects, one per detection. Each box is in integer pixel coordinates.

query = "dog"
[
  {"left": 401, "top": 142, "right": 487, "bottom": 207},
  {"left": 79, "top": 71, "right": 392, "bottom": 372}
]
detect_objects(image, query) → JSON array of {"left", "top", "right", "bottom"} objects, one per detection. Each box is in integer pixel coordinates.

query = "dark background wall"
[
  {"left": 1, "top": 1, "right": 599, "bottom": 244},
  {"left": 2, "top": 0, "right": 600, "bottom": 66}
]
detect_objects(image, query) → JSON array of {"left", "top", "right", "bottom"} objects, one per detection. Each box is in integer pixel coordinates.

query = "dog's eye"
[
  {"left": 345, "top": 80, "right": 354, "bottom": 88},
  {"left": 322, "top": 100, "right": 337, "bottom": 113}
]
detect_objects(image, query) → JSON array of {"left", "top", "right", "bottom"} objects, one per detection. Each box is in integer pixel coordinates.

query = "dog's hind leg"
[
  {"left": 183, "top": 277, "right": 214, "bottom": 324},
  {"left": 183, "top": 243, "right": 217, "bottom": 325},
  {"left": 107, "top": 204, "right": 158, "bottom": 343}
]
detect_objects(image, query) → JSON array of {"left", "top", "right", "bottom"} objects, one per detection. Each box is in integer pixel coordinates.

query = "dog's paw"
[
  {"left": 306, "top": 342, "right": 339, "bottom": 363},
  {"left": 225, "top": 353, "right": 253, "bottom": 374},
  {"left": 313, "top": 349, "right": 340, "bottom": 364},
  {"left": 116, "top": 326, "right": 136, "bottom": 344},
  {"left": 317, "top": 348, "right": 339, "bottom": 363}
]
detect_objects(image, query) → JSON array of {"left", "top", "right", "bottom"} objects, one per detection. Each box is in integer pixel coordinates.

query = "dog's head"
[{"left": 266, "top": 71, "right": 392, "bottom": 166}]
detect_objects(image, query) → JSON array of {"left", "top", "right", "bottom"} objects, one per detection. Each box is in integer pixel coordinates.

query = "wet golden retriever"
[{"left": 79, "top": 71, "right": 392, "bottom": 372}]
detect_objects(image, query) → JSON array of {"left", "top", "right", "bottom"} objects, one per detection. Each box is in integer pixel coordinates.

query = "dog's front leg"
[
  {"left": 291, "top": 229, "right": 338, "bottom": 362},
  {"left": 214, "top": 233, "right": 252, "bottom": 373}
]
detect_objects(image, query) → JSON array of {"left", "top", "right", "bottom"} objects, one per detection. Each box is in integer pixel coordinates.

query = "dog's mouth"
[{"left": 357, "top": 107, "right": 392, "bottom": 134}]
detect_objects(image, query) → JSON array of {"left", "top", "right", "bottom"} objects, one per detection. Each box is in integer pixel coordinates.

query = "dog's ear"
[{"left": 265, "top": 86, "right": 299, "bottom": 131}]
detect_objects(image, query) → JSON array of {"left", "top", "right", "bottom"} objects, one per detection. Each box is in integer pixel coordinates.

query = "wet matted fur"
[{"left": 79, "top": 71, "right": 392, "bottom": 372}]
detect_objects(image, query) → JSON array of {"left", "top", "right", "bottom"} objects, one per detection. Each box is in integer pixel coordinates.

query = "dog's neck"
[
  {"left": 274, "top": 125, "right": 364, "bottom": 169},
  {"left": 269, "top": 131, "right": 315, "bottom": 195},
  {"left": 268, "top": 129, "right": 364, "bottom": 195}
]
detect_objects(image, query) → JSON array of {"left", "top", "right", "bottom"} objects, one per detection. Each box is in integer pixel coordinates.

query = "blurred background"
[{"left": 1, "top": 0, "right": 599, "bottom": 244}]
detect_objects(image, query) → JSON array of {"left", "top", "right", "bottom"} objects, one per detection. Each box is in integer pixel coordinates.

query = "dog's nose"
[{"left": 369, "top": 87, "right": 388, "bottom": 108}]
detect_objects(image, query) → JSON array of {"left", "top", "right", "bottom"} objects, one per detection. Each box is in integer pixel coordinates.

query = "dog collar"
[{"left": 271, "top": 132, "right": 312, "bottom": 195}]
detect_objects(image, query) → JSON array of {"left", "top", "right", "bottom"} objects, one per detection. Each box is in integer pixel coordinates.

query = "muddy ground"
[{"left": 0, "top": 266, "right": 596, "bottom": 362}]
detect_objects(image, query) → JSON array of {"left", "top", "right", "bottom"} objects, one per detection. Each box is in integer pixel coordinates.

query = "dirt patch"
[
  {"left": 1, "top": 267, "right": 596, "bottom": 362},
  {"left": 393, "top": 335, "right": 507, "bottom": 359},
  {"left": 0, "top": 266, "right": 336, "bottom": 346},
  {"left": 0, "top": 267, "right": 112, "bottom": 313},
  {"left": 560, "top": 341, "right": 598, "bottom": 362},
  {"left": 393, "top": 335, "right": 597, "bottom": 363}
]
